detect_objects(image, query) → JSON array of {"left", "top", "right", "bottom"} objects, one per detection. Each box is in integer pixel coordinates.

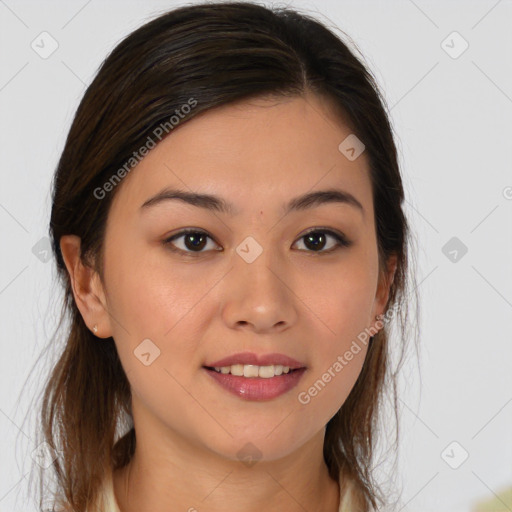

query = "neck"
[{"left": 113, "top": 426, "right": 340, "bottom": 512}]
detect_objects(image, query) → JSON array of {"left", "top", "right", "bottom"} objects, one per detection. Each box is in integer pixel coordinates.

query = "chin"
[{"left": 200, "top": 427, "right": 310, "bottom": 465}]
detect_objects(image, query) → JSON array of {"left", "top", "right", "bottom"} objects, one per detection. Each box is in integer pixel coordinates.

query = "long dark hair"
[{"left": 23, "top": 2, "right": 419, "bottom": 510}]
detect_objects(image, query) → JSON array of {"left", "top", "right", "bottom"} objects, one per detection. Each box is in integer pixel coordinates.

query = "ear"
[
  {"left": 371, "top": 253, "right": 398, "bottom": 330},
  {"left": 59, "top": 235, "right": 112, "bottom": 338}
]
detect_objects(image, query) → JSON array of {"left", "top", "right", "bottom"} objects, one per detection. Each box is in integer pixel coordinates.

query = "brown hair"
[{"left": 23, "top": 2, "right": 419, "bottom": 510}]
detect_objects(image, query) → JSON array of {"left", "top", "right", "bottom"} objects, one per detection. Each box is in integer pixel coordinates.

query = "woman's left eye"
[
  {"left": 293, "top": 229, "right": 352, "bottom": 253},
  {"left": 162, "top": 228, "right": 351, "bottom": 256}
]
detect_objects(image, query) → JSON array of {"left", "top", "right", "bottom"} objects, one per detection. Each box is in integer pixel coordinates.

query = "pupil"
[
  {"left": 305, "top": 233, "right": 325, "bottom": 251},
  {"left": 185, "top": 233, "right": 206, "bottom": 251}
]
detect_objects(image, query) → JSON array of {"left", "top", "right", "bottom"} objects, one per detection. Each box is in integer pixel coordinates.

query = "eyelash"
[{"left": 162, "top": 227, "right": 352, "bottom": 257}]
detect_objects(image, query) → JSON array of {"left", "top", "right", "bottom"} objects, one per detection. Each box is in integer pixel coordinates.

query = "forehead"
[{"left": 109, "top": 94, "right": 373, "bottom": 219}]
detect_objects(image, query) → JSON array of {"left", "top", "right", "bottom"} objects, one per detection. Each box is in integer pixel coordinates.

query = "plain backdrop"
[{"left": 0, "top": 1, "right": 511, "bottom": 511}]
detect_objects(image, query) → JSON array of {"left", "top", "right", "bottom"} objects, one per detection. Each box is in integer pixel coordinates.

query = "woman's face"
[{"left": 91, "top": 93, "right": 394, "bottom": 462}]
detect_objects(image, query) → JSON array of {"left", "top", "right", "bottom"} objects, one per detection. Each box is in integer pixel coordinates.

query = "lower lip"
[{"left": 203, "top": 367, "right": 307, "bottom": 401}]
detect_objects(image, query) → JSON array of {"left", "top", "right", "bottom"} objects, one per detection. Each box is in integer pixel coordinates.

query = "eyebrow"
[{"left": 140, "top": 187, "right": 364, "bottom": 217}]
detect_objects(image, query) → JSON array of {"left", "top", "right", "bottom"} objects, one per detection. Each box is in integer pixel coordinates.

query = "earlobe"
[
  {"left": 59, "top": 235, "right": 111, "bottom": 338},
  {"left": 372, "top": 254, "right": 398, "bottom": 328},
  {"left": 387, "top": 254, "right": 398, "bottom": 291}
]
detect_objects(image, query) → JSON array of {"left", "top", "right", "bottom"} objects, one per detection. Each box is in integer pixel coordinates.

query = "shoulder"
[
  {"left": 51, "top": 473, "right": 119, "bottom": 512},
  {"left": 338, "top": 475, "right": 376, "bottom": 512},
  {"left": 99, "top": 468, "right": 122, "bottom": 512},
  {"left": 50, "top": 503, "right": 71, "bottom": 512}
]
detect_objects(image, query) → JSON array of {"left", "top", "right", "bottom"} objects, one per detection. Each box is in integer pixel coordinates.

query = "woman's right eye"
[{"left": 162, "top": 229, "right": 221, "bottom": 256}]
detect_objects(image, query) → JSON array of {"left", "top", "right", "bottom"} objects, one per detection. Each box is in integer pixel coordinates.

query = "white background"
[{"left": 0, "top": 1, "right": 511, "bottom": 511}]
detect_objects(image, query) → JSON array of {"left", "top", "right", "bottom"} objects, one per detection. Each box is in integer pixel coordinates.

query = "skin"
[{"left": 60, "top": 92, "right": 396, "bottom": 512}]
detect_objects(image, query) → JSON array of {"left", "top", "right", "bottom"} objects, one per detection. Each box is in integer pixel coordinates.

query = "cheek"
[
  {"left": 103, "top": 246, "right": 213, "bottom": 386},
  {"left": 296, "top": 339, "right": 368, "bottom": 427},
  {"left": 295, "top": 253, "right": 375, "bottom": 409},
  {"left": 120, "top": 350, "right": 217, "bottom": 451},
  {"left": 105, "top": 238, "right": 206, "bottom": 334},
  {"left": 300, "top": 261, "right": 377, "bottom": 343}
]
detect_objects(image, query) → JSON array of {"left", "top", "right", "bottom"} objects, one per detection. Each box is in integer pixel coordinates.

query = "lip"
[
  {"left": 204, "top": 367, "right": 307, "bottom": 401},
  {"left": 204, "top": 351, "right": 306, "bottom": 370}
]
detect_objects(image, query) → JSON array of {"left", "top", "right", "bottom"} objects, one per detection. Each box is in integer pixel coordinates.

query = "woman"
[{"left": 35, "top": 2, "right": 418, "bottom": 511}]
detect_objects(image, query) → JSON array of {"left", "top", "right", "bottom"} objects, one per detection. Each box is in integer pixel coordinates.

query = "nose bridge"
[
  {"left": 235, "top": 234, "right": 284, "bottom": 298},
  {"left": 221, "top": 233, "right": 297, "bottom": 331}
]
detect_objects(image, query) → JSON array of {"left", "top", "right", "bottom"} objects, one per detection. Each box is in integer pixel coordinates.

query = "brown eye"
[
  {"left": 163, "top": 229, "right": 220, "bottom": 255},
  {"left": 294, "top": 229, "right": 351, "bottom": 253}
]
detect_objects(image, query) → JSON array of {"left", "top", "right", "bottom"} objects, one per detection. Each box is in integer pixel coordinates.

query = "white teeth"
[
  {"left": 244, "top": 365, "right": 260, "bottom": 378},
  {"left": 231, "top": 364, "right": 244, "bottom": 376},
  {"left": 211, "top": 364, "right": 295, "bottom": 377},
  {"left": 258, "top": 365, "right": 274, "bottom": 378}
]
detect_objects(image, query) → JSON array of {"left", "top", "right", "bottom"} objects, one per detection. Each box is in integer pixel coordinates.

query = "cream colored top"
[{"left": 81, "top": 468, "right": 368, "bottom": 512}]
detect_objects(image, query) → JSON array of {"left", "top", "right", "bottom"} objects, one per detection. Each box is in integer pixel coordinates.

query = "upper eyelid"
[{"left": 166, "top": 227, "right": 345, "bottom": 240}]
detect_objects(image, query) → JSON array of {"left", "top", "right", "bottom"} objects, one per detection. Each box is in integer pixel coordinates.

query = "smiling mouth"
[
  {"left": 203, "top": 364, "right": 307, "bottom": 401},
  {"left": 204, "top": 364, "right": 301, "bottom": 378}
]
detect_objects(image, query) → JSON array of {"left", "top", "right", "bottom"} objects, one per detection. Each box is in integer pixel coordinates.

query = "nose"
[{"left": 220, "top": 245, "right": 298, "bottom": 334}]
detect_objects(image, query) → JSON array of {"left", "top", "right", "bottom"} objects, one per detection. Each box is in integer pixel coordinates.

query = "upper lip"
[{"left": 205, "top": 352, "right": 306, "bottom": 370}]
